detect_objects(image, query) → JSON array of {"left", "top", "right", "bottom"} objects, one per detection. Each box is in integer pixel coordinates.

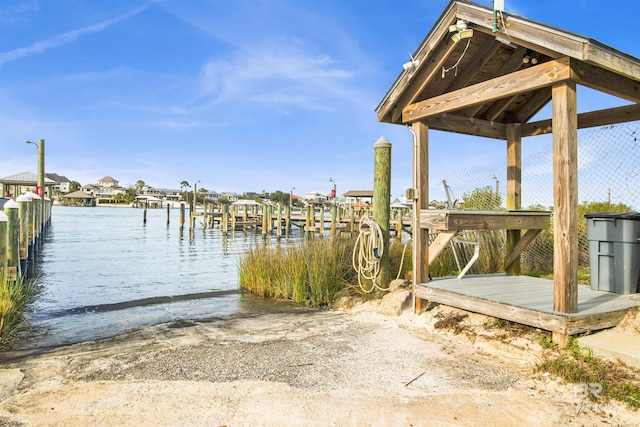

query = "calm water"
[{"left": 19, "top": 205, "right": 304, "bottom": 349}]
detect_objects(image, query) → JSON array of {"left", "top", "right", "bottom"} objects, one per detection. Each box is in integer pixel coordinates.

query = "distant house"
[
  {"left": 60, "top": 190, "right": 96, "bottom": 207},
  {"left": 219, "top": 192, "right": 239, "bottom": 203},
  {"left": 344, "top": 190, "right": 373, "bottom": 207},
  {"left": 45, "top": 173, "right": 72, "bottom": 194},
  {"left": 304, "top": 190, "right": 331, "bottom": 204},
  {"left": 83, "top": 176, "right": 126, "bottom": 201}
]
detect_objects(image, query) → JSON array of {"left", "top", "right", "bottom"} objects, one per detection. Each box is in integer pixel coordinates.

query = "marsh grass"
[
  {"left": 1, "top": 272, "right": 36, "bottom": 350},
  {"left": 239, "top": 237, "right": 358, "bottom": 305},
  {"left": 537, "top": 337, "right": 640, "bottom": 409},
  {"left": 239, "top": 237, "right": 418, "bottom": 304}
]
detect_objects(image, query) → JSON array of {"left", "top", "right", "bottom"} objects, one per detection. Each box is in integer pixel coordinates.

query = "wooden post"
[
  {"left": 413, "top": 122, "right": 430, "bottom": 313},
  {"left": 0, "top": 211, "right": 7, "bottom": 282},
  {"left": 347, "top": 206, "right": 354, "bottom": 232},
  {"left": 26, "top": 194, "right": 34, "bottom": 260},
  {"left": 319, "top": 205, "right": 325, "bottom": 234},
  {"left": 276, "top": 203, "right": 282, "bottom": 238},
  {"left": 32, "top": 193, "right": 41, "bottom": 245},
  {"left": 16, "top": 195, "right": 29, "bottom": 273},
  {"left": 552, "top": 82, "right": 579, "bottom": 322},
  {"left": 330, "top": 204, "right": 337, "bottom": 237},
  {"left": 4, "top": 200, "right": 20, "bottom": 280},
  {"left": 179, "top": 203, "right": 185, "bottom": 230},
  {"left": 506, "top": 123, "right": 522, "bottom": 275},
  {"left": 373, "top": 137, "right": 392, "bottom": 291},
  {"left": 285, "top": 205, "right": 290, "bottom": 235},
  {"left": 166, "top": 203, "right": 170, "bottom": 227},
  {"left": 396, "top": 208, "right": 404, "bottom": 240},
  {"left": 143, "top": 200, "right": 148, "bottom": 225},
  {"left": 231, "top": 205, "right": 237, "bottom": 230}
]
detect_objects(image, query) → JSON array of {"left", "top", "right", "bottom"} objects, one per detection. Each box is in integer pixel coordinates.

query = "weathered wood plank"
[
  {"left": 403, "top": 58, "right": 571, "bottom": 122},
  {"left": 506, "top": 123, "right": 522, "bottom": 276},
  {"left": 420, "top": 114, "right": 506, "bottom": 140},
  {"left": 504, "top": 229, "right": 541, "bottom": 270},
  {"left": 570, "top": 58, "right": 640, "bottom": 104},
  {"left": 552, "top": 81, "right": 579, "bottom": 314},
  {"left": 414, "top": 122, "right": 430, "bottom": 290},
  {"left": 522, "top": 104, "right": 640, "bottom": 137},
  {"left": 428, "top": 231, "right": 456, "bottom": 264},
  {"left": 420, "top": 209, "right": 550, "bottom": 231}
]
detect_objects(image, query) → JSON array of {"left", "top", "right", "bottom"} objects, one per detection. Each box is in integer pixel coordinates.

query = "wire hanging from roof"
[{"left": 441, "top": 38, "right": 471, "bottom": 78}]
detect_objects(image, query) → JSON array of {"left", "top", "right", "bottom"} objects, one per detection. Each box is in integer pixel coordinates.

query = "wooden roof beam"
[
  {"left": 522, "top": 103, "right": 640, "bottom": 137},
  {"left": 420, "top": 114, "right": 507, "bottom": 139},
  {"left": 445, "top": 37, "right": 502, "bottom": 92},
  {"left": 570, "top": 59, "right": 640, "bottom": 104},
  {"left": 403, "top": 57, "right": 571, "bottom": 123},
  {"left": 513, "top": 88, "right": 552, "bottom": 123},
  {"left": 389, "top": 39, "right": 460, "bottom": 123}
]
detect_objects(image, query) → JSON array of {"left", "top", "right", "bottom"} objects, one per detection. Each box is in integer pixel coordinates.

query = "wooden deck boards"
[{"left": 416, "top": 274, "right": 640, "bottom": 334}]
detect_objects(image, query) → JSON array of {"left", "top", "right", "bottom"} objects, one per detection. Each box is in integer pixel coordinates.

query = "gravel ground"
[{"left": 0, "top": 300, "right": 638, "bottom": 426}]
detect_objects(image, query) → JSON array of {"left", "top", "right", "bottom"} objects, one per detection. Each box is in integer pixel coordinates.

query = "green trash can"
[{"left": 584, "top": 212, "right": 640, "bottom": 294}]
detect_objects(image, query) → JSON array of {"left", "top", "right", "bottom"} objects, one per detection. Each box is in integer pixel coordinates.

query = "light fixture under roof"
[{"left": 449, "top": 19, "right": 473, "bottom": 43}]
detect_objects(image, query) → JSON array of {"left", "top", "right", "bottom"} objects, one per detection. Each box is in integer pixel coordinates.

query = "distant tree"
[
  {"left": 125, "top": 186, "right": 137, "bottom": 204},
  {"left": 68, "top": 181, "right": 81, "bottom": 193},
  {"left": 135, "top": 180, "right": 146, "bottom": 193},
  {"left": 180, "top": 181, "right": 191, "bottom": 203},
  {"left": 578, "top": 200, "right": 631, "bottom": 216},
  {"left": 460, "top": 186, "right": 502, "bottom": 210},
  {"left": 268, "top": 190, "right": 289, "bottom": 205},
  {"left": 217, "top": 197, "right": 230, "bottom": 205}
]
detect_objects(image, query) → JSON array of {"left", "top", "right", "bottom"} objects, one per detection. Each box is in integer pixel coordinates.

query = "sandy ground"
[{"left": 0, "top": 295, "right": 639, "bottom": 426}]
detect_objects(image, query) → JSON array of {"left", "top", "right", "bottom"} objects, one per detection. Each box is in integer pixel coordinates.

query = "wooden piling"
[
  {"left": 166, "top": 203, "right": 170, "bottom": 227},
  {"left": 373, "top": 136, "right": 392, "bottom": 291},
  {"left": 143, "top": 200, "right": 148, "bottom": 225},
  {"left": 349, "top": 206, "right": 355, "bottom": 232},
  {"left": 16, "top": 195, "right": 29, "bottom": 272},
  {"left": 330, "top": 205, "right": 337, "bottom": 237},
  {"left": 319, "top": 206, "right": 325, "bottom": 234},
  {"left": 179, "top": 203, "right": 185, "bottom": 230},
  {"left": 276, "top": 204, "right": 282, "bottom": 238},
  {"left": 4, "top": 200, "right": 20, "bottom": 280},
  {"left": 0, "top": 211, "right": 7, "bottom": 281},
  {"left": 285, "top": 206, "right": 291, "bottom": 234}
]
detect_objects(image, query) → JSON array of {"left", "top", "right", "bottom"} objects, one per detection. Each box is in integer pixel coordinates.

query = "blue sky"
[{"left": 1, "top": 0, "right": 638, "bottom": 201}]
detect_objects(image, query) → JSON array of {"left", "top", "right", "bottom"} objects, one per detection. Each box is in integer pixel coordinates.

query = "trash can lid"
[
  {"left": 584, "top": 212, "right": 623, "bottom": 219},
  {"left": 619, "top": 212, "right": 640, "bottom": 220}
]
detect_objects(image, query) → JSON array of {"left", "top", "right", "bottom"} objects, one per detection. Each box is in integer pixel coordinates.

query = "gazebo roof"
[
  {"left": 61, "top": 190, "right": 95, "bottom": 199},
  {"left": 0, "top": 171, "right": 57, "bottom": 185},
  {"left": 376, "top": 0, "right": 639, "bottom": 138}
]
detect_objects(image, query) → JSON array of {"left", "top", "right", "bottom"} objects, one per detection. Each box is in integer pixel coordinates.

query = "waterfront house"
[
  {"left": 304, "top": 190, "right": 331, "bottom": 204},
  {"left": 60, "top": 190, "right": 96, "bottom": 207},
  {"left": 344, "top": 190, "right": 373, "bottom": 207}
]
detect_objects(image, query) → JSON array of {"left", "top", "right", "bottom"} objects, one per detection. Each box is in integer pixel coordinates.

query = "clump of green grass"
[
  {"left": 1, "top": 272, "right": 36, "bottom": 350},
  {"left": 238, "top": 237, "right": 358, "bottom": 305},
  {"left": 536, "top": 337, "right": 640, "bottom": 409}
]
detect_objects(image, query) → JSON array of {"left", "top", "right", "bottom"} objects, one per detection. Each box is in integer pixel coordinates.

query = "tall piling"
[
  {"left": 330, "top": 204, "right": 337, "bottom": 237},
  {"left": 179, "top": 203, "right": 185, "bottom": 230},
  {"left": 373, "top": 136, "right": 392, "bottom": 291},
  {"left": 16, "top": 195, "right": 29, "bottom": 273},
  {"left": 166, "top": 203, "right": 170, "bottom": 227},
  {"left": 0, "top": 211, "right": 7, "bottom": 281},
  {"left": 4, "top": 200, "right": 20, "bottom": 280}
]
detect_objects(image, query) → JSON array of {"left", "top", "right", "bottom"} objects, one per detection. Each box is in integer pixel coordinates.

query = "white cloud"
[
  {"left": 197, "top": 41, "right": 355, "bottom": 111},
  {"left": 0, "top": 4, "right": 150, "bottom": 66}
]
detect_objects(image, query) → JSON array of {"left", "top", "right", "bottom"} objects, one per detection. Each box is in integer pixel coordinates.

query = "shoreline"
[{"left": 1, "top": 297, "right": 639, "bottom": 426}]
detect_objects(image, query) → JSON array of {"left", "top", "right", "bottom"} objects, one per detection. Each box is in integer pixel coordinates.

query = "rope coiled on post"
[{"left": 352, "top": 214, "right": 390, "bottom": 293}]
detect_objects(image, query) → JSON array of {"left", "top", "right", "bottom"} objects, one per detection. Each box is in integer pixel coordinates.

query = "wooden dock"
[{"left": 416, "top": 274, "right": 640, "bottom": 335}]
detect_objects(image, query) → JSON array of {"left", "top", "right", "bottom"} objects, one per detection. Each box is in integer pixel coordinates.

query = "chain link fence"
[{"left": 436, "top": 121, "right": 639, "bottom": 275}]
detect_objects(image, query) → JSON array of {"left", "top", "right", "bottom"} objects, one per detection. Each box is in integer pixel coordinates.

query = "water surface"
[{"left": 20, "top": 205, "right": 302, "bottom": 348}]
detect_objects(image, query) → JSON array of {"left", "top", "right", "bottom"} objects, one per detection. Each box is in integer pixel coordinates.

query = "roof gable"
[{"left": 376, "top": 0, "right": 640, "bottom": 137}]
